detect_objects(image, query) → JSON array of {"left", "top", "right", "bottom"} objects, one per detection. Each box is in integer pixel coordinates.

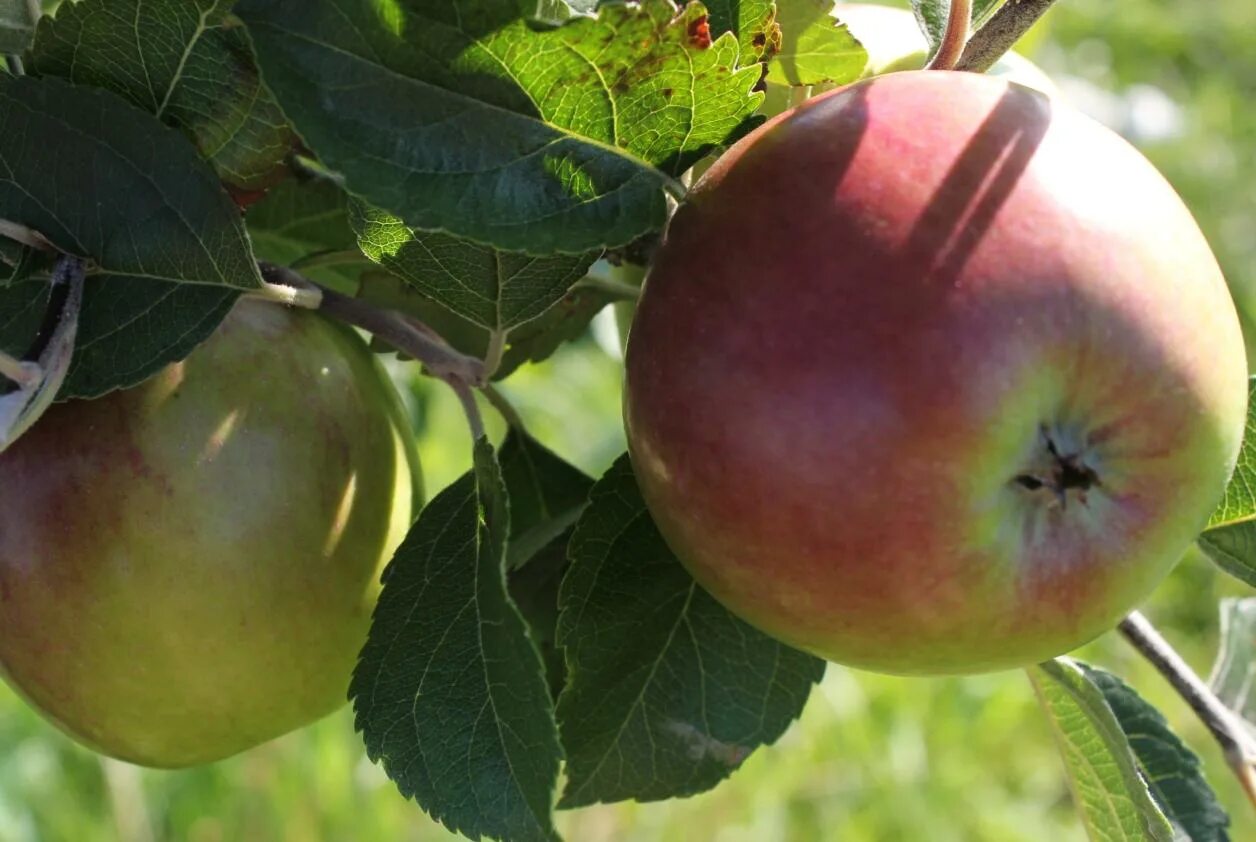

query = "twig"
[
  {"left": 926, "top": 0, "right": 973, "bottom": 71},
  {"left": 449, "top": 379, "right": 485, "bottom": 441},
  {"left": 482, "top": 383, "right": 527, "bottom": 431},
  {"left": 259, "top": 262, "right": 485, "bottom": 387},
  {"left": 4, "top": 55, "right": 23, "bottom": 76},
  {"left": 258, "top": 262, "right": 489, "bottom": 442},
  {"left": 956, "top": 0, "right": 1057, "bottom": 73},
  {"left": 1118, "top": 611, "right": 1256, "bottom": 809}
]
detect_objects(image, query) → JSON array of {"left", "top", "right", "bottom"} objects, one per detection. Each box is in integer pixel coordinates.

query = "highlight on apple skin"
[
  {"left": 624, "top": 70, "right": 1248, "bottom": 675},
  {"left": 0, "top": 298, "right": 421, "bottom": 767}
]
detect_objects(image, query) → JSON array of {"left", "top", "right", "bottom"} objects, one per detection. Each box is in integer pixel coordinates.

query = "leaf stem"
[
  {"left": 1118, "top": 611, "right": 1256, "bottom": 810},
  {"left": 481, "top": 383, "right": 526, "bottom": 431},
  {"left": 289, "top": 249, "right": 365, "bottom": 272},
  {"left": 926, "top": 0, "right": 973, "bottom": 71},
  {"left": 573, "top": 273, "right": 642, "bottom": 302},
  {"left": 482, "top": 329, "right": 507, "bottom": 381},
  {"left": 956, "top": 0, "right": 1057, "bottom": 73},
  {"left": 4, "top": 55, "right": 23, "bottom": 76},
  {"left": 0, "top": 218, "right": 55, "bottom": 252},
  {"left": 0, "top": 351, "right": 40, "bottom": 388}
]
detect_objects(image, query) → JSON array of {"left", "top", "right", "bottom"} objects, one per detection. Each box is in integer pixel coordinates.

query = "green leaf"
[
  {"left": 236, "top": 0, "right": 763, "bottom": 254},
  {"left": 356, "top": 270, "right": 616, "bottom": 379},
  {"left": 0, "top": 75, "right": 261, "bottom": 289},
  {"left": 246, "top": 177, "right": 369, "bottom": 292},
  {"left": 1029, "top": 658, "right": 1175, "bottom": 842},
  {"left": 1209, "top": 598, "right": 1256, "bottom": 732},
  {"left": 499, "top": 428, "right": 593, "bottom": 570},
  {"left": 1079, "top": 664, "right": 1231, "bottom": 842},
  {"left": 29, "top": 0, "right": 294, "bottom": 189},
  {"left": 703, "top": 0, "right": 779, "bottom": 65},
  {"left": 1199, "top": 378, "right": 1256, "bottom": 586},
  {"left": 0, "top": 0, "right": 37, "bottom": 53},
  {"left": 350, "top": 439, "right": 562, "bottom": 842},
  {"left": 766, "top": 0, "right": 867, "bottom": 87},
  {"left": 351, "top": 202, "right": 597, "bottom": 332},
  {"left": 0, "top": 276, "right": 239, "bottom": 399},
  {"left": 910, "top": 0, "right": 1004, "bottom": 53},
  {"left": 556, "top": 454, "right": 825, "bottom": 807}
]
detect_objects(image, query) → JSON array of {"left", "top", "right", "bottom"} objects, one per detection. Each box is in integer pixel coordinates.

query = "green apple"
[
  {"left": 0, "top": 298, "right": 420, "bottom": 766},
  {"left": 625, "top": 71, "right": 1247, "bottom": 675}
]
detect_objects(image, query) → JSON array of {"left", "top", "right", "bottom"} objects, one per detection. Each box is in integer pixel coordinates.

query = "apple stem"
[
  {"left": 926, "top": 0, "right": 973, "bottom": 71},
  {"left": 787, "top": 85, "right": 813, "bottom": 110},
  {"left": 1117, "top": 611, "right": 1256, "bottom": 810},
  {"left": 956, "top": 0, "right": 1058, "bottom": 74}
]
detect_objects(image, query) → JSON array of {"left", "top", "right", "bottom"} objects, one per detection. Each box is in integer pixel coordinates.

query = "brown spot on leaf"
[{"left": 687, "top": 15, "right": 712, "bottom": 49}]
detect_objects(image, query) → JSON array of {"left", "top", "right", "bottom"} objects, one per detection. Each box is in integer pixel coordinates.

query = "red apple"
[
  {"left": 624, "top": 71, "right": 1247, "bottom": 674},
  {"left": 0, "top": 298, "right": 421, "bottom": 765}
]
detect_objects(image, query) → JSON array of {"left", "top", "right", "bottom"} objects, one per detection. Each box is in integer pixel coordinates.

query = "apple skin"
[
  {"left": 624, "top": 71, "right": 1247, "bottom": 675},
  {"left": 0, "top": 298, "right": 421, "bottom": 766}
]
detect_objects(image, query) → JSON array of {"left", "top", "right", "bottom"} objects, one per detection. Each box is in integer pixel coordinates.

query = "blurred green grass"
[{"left": 3, "top": 0, "right": 1255, "bottom": 838}]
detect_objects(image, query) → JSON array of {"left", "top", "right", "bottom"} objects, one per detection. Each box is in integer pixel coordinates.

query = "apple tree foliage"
[{"left": 0, "top": 0, "right": 1254, "bottom": 840}]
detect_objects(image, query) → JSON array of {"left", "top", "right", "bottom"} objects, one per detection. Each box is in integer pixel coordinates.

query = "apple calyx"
[{"left": 1013, "top": 427, "right": 1101, "bottom": 509}]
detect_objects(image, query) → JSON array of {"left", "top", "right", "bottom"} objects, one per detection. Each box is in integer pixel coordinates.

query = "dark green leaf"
[
  {"left": 30, "top": 0, "right": 294, "bottom": 189},
  {"left": 499, "top": 428, "right": 592, "bottom": 570},
  {"left": 1079, "top": 664, "right": 1230, "bottom": 842},
  {"left": 0, "top": 276, "right": 239, "bottom": 399},
  {"left": 556, "top": 454, "right": 825, "bottom": 807},
  {"left": 351, "top": 202, "right": 596, "bottom": 332},
  {"left": 1029, "top": 659, "right": 1175, "bottom": 842},
  {"left": 350, "top": 439, "right": 562, "bottom": 842},
  {"left": 509, "top": 529, "right": 573, "bottom": 700},
  {"left": 64, "top": 278, "right": 238, "bottom": 398},
  {"left": 236, "top": 0, "right": 763, "bottom": 254},
  {"left": 0, "top": 75, "right": 261, "bottom": 289},
  {"left": 0, "top": 237, "right": 40, "bottom": 287},
  {"left": 247, "top": 177, "right": 369, "bottom": 292},
  {"left": 1199, "top": 378, "right": 1256, "bottom": 586},
  {"left": 767, "top": 0, "right": 867, "bottom": 86}
]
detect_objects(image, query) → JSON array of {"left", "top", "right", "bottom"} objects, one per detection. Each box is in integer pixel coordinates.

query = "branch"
[
  {"left": 926, "top": 0, "right": 973, "bottom": 71},
  {"left": 956, "top": 0, "right": 1057, "bottom": 73},
  {"left": 258, "top": 262, "right": 489, "bottom": 440},
  {"left": 1118, "top": 611, "right": 1256, "bottom": 809}
]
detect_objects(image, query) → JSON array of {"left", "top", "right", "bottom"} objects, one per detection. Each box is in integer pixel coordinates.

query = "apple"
[
  {"left": 624, "top": 71, "right": 1247, "bottom": 675},
  {"left": 0, "top": 298, "right": 421, "bottom": 766}
]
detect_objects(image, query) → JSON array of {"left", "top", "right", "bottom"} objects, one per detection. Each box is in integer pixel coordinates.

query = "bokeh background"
[{"left": 4, "top": 0, "right": 1255, "bottom": 839}]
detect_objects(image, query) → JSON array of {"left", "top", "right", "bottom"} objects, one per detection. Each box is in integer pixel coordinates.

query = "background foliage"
[{"left": 0, "top": 0, "right": 1253, "bottom": 839}]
